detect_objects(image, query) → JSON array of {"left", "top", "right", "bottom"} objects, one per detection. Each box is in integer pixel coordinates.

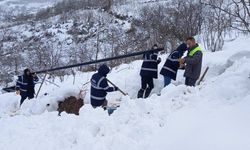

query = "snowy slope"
[
  {"left": 0, "top": 0, "right": 59, "bottom": 12},
  {"left": 0, "top": 35, "right": 250, "bottom": 150}
]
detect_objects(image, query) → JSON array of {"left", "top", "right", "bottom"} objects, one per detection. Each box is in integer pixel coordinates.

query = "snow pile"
[{"left": 0, "top": 35, "right": 250, "bottom": 150}]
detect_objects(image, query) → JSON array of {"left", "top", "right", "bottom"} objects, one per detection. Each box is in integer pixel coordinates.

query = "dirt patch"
[{"left": 57, "top": 96, "right": 84, "bottom": 116}]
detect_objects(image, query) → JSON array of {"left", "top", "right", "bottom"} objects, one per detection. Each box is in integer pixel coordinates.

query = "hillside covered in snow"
[
  {"left": 0, "top": 35, "right": 250, "bottom": 150},
  {"left": 0, "top": 0, "right": 231, "bottom": 85},
  {"left": 0, "top": 0, "right": 250, "bottom": 149}
]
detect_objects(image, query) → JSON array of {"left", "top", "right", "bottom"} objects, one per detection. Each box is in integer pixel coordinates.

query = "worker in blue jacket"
[
  {"left": 138, "top": 44, "right": 161, "bottom": 98},
  {"left": 160, "top": 43, "right": 188, "bottom": 87},
  {"left": 16, "top": 68, "right": 39, "bottom": 106},
  {"left": 90, "top": 64, "right": 118, "bottom": 108}
]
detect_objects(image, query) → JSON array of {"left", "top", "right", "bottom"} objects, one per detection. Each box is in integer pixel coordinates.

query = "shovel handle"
[
  {"left": 106, "top": 78, "right": 127, "bottom": 96},
  {"left": 197, "top": 67, "right": 209, "bottom": 85}
]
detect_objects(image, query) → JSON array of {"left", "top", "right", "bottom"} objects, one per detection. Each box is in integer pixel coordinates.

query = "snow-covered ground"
[
  {"left": 0, "top": 0, "right": 59, "bottom": 11},
  {"left": 0, "top": 35, "right": 250, "bottom": 150}
]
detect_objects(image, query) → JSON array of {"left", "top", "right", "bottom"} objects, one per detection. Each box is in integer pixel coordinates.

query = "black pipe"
[
  {"left": 2, "top": 48, "right": 164, "bottom": 93},
  {"left": 35, "top": 48, "right": 164, "bottom": 74}
]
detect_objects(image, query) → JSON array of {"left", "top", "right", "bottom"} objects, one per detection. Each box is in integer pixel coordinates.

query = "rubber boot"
[
  {"left": 144, "top": 88, "right": 152, "bottom": 98},
  {"left": 137, "top": 89, "right": 145, "bottom": 98}
]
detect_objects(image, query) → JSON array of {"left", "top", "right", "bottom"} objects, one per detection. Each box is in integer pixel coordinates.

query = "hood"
[
  {"left": 98, "top": 64, "right": 110, "bottom": 76},
  {"left": 176, "top": 43, "right": 188, "bottom": 52},
  {"left": 24, "top": 68, "right": 31, "bottom": 76},
  {"left": 176, "top": 43, "right": 187, "bottom": 56},
  {"left": 152, "top": 44, "right": 158, "bottom": 50}
]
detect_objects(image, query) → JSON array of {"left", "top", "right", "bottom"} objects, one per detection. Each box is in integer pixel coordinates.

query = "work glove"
[
  {"left": 157, "top": 58, "right": 162, "bottom": 64},
  {"left": 32, "top": 73, "right": 37, "bottom": 77},
  {"left": 16, "top": 90, "right": 20, "bottom": 95},
  {"left": 114, "top": 86, "right": 119, "bottom": 91}
]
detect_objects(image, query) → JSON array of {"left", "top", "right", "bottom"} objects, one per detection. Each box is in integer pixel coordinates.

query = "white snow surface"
[
  {"left": 0, "top": 35, "right": 250, "bottom": 150},
  {"left": 0, "top": 0, "right": 59, "bottom": 11}
]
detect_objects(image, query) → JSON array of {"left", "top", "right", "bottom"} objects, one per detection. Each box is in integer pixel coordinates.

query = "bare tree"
[
  {"left": 201, "top": 0, "right": 250, "bottom": 32},
  {"left": 138, "top": 0, "right": 203, "bottom": 51}
]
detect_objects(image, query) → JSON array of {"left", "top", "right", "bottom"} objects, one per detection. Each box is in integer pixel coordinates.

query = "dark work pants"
[
  {"left": 185, "top": 77, "right": 197, "bottom": 87},
  {"left": 91, "top": 99, "right": 108, "bottom": 108},
  {"left": 20, "top": 92, "right": 34, "bottom": 106},
  {"left": 163, "top": 76, "right": 171, "bottom": 87},
  {"left": 141, "top": 76, "right": 154, "bottom": 90},
  {"left": 138, "top": 76, "right": 154, "bottom": 98}
]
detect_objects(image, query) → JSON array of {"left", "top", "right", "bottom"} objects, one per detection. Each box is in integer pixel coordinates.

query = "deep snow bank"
[{"left": 0, "top": 35, "right": 250, "bottom": 150}]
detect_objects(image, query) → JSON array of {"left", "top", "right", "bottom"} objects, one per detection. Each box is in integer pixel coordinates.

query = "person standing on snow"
[
  {"left": 137, "top": 44, "right": 161, "bottom": 98},
  {"left": 16, "top": 68, "right": 39, "bottom": 106},
  {"left": 160, "top": 43, "right": 188, "bottom": 87},
  {"left": 179, "top": 37, "right": 203, "bottom": 86},
  {"left": 90, "top": 64, "right": 118, "bottom": 108}
]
